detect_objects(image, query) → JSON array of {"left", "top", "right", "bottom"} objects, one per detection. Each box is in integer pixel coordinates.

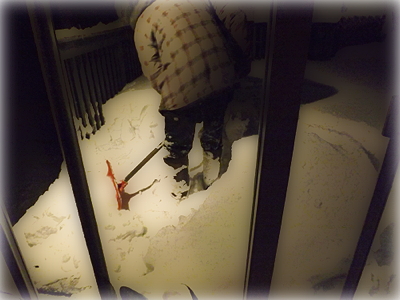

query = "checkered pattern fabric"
[{"left": 134, "top": 0, "right": 248, "bottom": 111}]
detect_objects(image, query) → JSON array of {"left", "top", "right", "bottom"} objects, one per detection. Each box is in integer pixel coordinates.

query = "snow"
[
  {"left": 13, "top": 76, "right": 258, "bottom": 299},
  {"left": 270, "top": 42, "right": 395, "bottom": 298},
  {"left": 55, "top": 20, "right": 125, "bottom": 41},
  {"left": 12, "top": 41, "right": 396, "bottom": 299},
  {"left": 270, "top": 105, "right": 389, "bottom": 298},
  {"left": 12, "top": 164, "right": 99, "bottom": 298}
]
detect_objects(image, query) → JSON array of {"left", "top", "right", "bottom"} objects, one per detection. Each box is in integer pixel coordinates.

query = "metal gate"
[{"left": 57, "top": 25, "right": 142, "bottom": 139}]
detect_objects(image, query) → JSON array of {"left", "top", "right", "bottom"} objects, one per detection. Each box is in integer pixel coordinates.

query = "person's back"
[{"left": 134, "top": 0, "right": 237, "bottom": 111}]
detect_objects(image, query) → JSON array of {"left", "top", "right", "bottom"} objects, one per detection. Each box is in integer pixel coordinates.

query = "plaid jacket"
[{"left": 134, "top": 0, "right": 248, "bottom": 111}]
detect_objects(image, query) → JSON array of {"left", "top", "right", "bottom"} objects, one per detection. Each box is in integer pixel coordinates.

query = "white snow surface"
[
  {"left": 270, "top": 41, "right": 394, "bottom": 298},
  {"left": 13, "top": 41, "right": 396, "bottom": 299},
  {"left": 13, "top": 76, "right": 258, "bottom": 299}
]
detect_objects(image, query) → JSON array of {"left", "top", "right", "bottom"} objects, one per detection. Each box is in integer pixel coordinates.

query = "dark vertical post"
[
  {"left": 117, "top": 43, "right": 127, "bottom": 90},
  {"left": 69, "top": 57, "right": 88, "bottom": 127},
  {"left": 27, "top": 3, "right": 116, "bottom": 299},
  {"left": 76, "top": 55, "right": 96, "bottom": 131},
  {"left": 125, "top": 37, "right": 137, "bottom": 82},
  {"left": 134, "top": 45, "right": 142, "bottom": 79},
  {"left": 63, "top": 60, "right": 81, "bottom": 124},
  {"left": 102, "top": 47, "right": 115, "bottom": 96},
  {"left": 245, "top": 2, "right": 313, "bottom": 298},
  {"left": 1, "top": 207, "right": 38, "bottom": 299},
  {"left": 111, "top": 44, "right": 123, "bottom": 92},
  {"left": 107, "top": 46, "right": 120, "bottom": 95},
  {"left": 99, "top": 47, "right": 113, "bottom": 101},
  {"left": 83, "top": 52, "right": 102, "bottom": 131},
  {"left": 341, "top": 97, "right": 398, "bottom": 299},
  {"left": 86, "top": 52, "right": 106, "bottom": 127},
  {"left": 93, "top": 49, "right": 109, "bottom": 104}
]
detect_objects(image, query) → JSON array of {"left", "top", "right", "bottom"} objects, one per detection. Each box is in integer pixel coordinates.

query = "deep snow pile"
[
  {"left": 270, "top": 41, "right": 394, "bottom": 298},
  {"left": 270, "top": 104, "right": 390, "bottom": 298},
  {"left": 13, "top": 76, "right": 259, "bottom": 299}
]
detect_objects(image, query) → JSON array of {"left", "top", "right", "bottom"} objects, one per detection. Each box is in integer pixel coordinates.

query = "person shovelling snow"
[{"left": 118, "top": 0, "right": 250, "bottom": 200}]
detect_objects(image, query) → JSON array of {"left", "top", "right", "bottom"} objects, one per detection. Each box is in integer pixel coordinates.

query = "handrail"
[{"left": 57, "top": 25, "right": 133, "bottom": 60}]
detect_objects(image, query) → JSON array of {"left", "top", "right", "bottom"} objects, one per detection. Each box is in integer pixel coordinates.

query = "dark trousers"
[{"left": 161, "top": 89, "right": 233, "bottom": 168}]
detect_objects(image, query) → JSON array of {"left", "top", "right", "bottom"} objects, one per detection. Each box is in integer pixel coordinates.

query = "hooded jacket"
[{"left": 134, "top": 0, "right": 249, "bottom": 111}]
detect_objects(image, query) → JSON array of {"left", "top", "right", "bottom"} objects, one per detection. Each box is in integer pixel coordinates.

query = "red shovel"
[{"left": 106, "top": 141, "right": 164, "bottom": 210}]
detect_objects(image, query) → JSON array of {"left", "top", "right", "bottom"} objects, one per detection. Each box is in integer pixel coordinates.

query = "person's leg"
[
  {"left": 200, "top": 89, "right": 233, "bottom": 187},
  {"left": 162, "top": 110, "right": 196, "bottom": 199}
]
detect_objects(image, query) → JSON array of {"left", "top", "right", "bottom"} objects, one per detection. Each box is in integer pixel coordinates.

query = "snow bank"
[
  {"left": 270, "top": 104, "right": 389, "bottom": 298},
  {"left": 13, "top": 164, "right": 99, "bottom": 299},
  {"left": 13, "top": 76, "right": 259, "bottom": 299},
  {"left": 13, "top": 68, "right": 391, "bottom": 298}
]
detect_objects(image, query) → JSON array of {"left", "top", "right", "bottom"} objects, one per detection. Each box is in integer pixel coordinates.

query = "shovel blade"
[{"left": 106, "top": 160, "right": 124, "bottom": 210}]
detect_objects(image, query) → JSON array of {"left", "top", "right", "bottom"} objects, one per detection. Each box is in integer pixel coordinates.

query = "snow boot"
[
  {"left": 170, "top": 166, "right": 190, "bottom": 200},
  {"left": 164, "top": 156, "right": 190, "bottom": 200},
  {"left": 203, "top": 151, "right": 220, "bottom": 189}
]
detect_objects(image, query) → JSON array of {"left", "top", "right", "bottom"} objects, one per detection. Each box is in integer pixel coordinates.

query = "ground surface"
[
  {"left": 10, "top": 39, "right": 396, "bottom": 299},
  {"left": 13, "top": 76, "right": 261, "bottom": 300}
]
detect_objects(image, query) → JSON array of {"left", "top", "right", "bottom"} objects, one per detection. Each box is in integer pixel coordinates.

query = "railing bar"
[
  {"left": 69, "top": 57, "right": 88, "bottom": 128},
  {"left": 99, "top": 47, "right": 113, "bottom": 102},
  {"left": 117, "top": 43, "right": 127, "bottom": 89},
  {"left": 104, "top": 46, "right": 118, "bottom": 96},
  {"left": 110, "top": 44, "right": 122, "bottom": 91},
  {"left": 57, "top": 26, "right": 130, "bottom": 60},
  {"left": 87, "top": 51, "right": 106, "bottom": 126},
  {"left": 123, "top": 40, "right": 134, "bottom": 82},
  {"left": 83, "top": 52, "right": 102, "bottom": 131},
  {"left": 93, "top": 49, "right": 109, "bottom": 104},
  {"left": 64, "top": 60, "right": 82, "bottom": 121},
  {"left": 76, "top": 55, "right": 96, "bottom": 131}
]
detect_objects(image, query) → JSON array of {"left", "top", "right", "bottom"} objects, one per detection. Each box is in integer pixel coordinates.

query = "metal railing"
[{"left": 57, "top": 25, "right": 142, "bottom": 139}]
